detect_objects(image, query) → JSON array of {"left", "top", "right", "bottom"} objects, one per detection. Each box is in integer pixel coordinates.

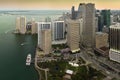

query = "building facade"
[
  {"left": 98, "top": 15, "right": 104, "bottom": 32},
  {"left": 109, "top": 23, "right": 120, "bottom": 63},
  {"left": 95, "top": 17, "right": 98, "bottom": 32},
  {"left": 37, "top": 22, "right": 51, "bottom": 48},
  {"left": 41, "top": 29, "right": 52, "bottom": 54},
  {"left": 101, "top": 10, "right": 111, "bottom": 28},
  {"left": 71, "top": 6, "right": 78, "bottom": 19},
  {"left": 20, "top": 16, "right": 26, "bottom": 34},
  {"left": 31, "top": 18, "right": 37, "bottom": 34},
  {"left": 96, "top": 32, "right": 108, "bottom": 49},
  {"left": 66, "top": 19, "right": 83, "bottom": 52},
  {"left": 79, "top": 3, "right": 96, "bottom": 48},
  {"left": 15, "top": 17, "right": 20, "bottom": 33},
  {"left": 52, "top": 21, "right": 65, "bottom": 41}
]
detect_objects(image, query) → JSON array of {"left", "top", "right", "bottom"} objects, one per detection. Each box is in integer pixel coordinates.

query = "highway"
[{"left": 77, "top": 50, "right": 120, "bottom": 80}]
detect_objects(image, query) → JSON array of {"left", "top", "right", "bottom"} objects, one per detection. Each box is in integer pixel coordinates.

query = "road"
[{"left": 77, "top": 51, "right": 120, "bottom": 79}]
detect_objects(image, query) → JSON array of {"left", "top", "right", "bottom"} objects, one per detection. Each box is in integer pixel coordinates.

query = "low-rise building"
[{"left": 96, "top": 32, "right": 108, "bottom": 49}]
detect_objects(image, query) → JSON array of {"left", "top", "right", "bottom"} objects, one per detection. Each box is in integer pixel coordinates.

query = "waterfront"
[{"left": 0, "top": 10, "right": 66, "bottom": 80}]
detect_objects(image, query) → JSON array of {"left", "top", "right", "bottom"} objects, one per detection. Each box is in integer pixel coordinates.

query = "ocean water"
[{"left": 0, "top": 10, "right": 68, "bottom": 80}]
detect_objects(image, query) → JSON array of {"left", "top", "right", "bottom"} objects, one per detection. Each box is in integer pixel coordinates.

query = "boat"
[
  {"left": 26, "top": 54, "right": 31, "bottom": 66},
  {"left": 21, "top": 43, "right": 24, "bottom": 46}
]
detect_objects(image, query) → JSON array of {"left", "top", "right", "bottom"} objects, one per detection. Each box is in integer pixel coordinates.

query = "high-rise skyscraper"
[
  {"left": 65, "top": 19, "right": 83, "bottom": 52},
  {"left": 101, "top": 10, "right": 111, "bottom": 28},
  {"left": 15, "top": 17, "right": 20, "bottom": 33},
  {"left": 20, "top": 16, "right": 26, "bottom": 34},
  {"left": 31, "top": 18, "right": 37, "bottom": 34},
  {"left": 109, "top": 23, "right": 120, "bottom": 63},
  {"left": 71, "top": 6, "right": 78, "bottom": 19},
  {"left": 52, "top": 21, "right": 65, "bottom": 41},
  {"left": 37, "top": 22, "right": 51, "bottom": 48},
  {"left": 41, "top": 29, "right": 52, "bottom": 54},
  {"left": 95, "top": 17, "right": 98, "bottom": 32},
  {"left": 77, "top": 3, "right": 86, "bottom": 19},
  {"left": 78, "top": 3, "right": 96, "bottom": 48},
  {"left": 98, "top": 15, "right": 104, "bottom": 32}
]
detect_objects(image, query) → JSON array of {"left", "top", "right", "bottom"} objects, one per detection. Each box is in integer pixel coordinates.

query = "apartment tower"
[
  {"left": 20, "top": 16, "right": 26, "bottom": 34},
  {"left": 37, "top": 22, "right": 51, "bottom": 48},
  {"left": 109, "top": 23, "right": 120, "bottom": 63},
  {"left": 52, "top": 21, "right": 65, "bottom": 41},
  {"left": 41, "top": 29, "right": 52, "bottom": 54},
  {"left": 78, "top": 3, "right": 96, "bottom": 48},
  {"left": 66, "top": 19, "right": 83, "bottom": 52}
]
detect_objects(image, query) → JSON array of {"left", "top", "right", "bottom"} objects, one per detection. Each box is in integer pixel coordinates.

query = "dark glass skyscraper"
[
  {"left": 98, "top": 15, "right": 104, "bottom": 31},
  {"left": 71, "top": 6, "right": 78, "bottom": 19},
  {"left": 101, "top": 10, "right": 111, "bottom": 28}
]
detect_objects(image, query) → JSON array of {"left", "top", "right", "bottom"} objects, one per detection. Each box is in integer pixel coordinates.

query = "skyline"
[{"left": 0, "top": 0, "right": 120, "bottom": 10}]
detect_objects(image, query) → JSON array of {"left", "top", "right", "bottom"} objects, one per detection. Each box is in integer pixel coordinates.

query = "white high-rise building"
[
  {"left": 20, "top": 16, "right": 26, "bottom": 34},
  {"left": 37, "top": 22, "right": 51, "bottom": 48},
  {"left": 109, "top": 23, "right": 120, "bottom": 63},
  {"left": 41, "top": 29, "right": 52, "bottom": 54},
  {"left": 15, "top": 17, "right": 20, "bottom": 33},
  {"left": 52, "top": 21, "right": 65, "bottom": 41},
  {"left": 31, "top": 18, "right": 37, "bottom": 34},
  {"left": 65, "top": 19, "right": 83, "bottom": 52}
]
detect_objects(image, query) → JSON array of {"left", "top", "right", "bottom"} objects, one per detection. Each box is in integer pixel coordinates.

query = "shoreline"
[{"left": 34, "top": 49, "right": 48, "bottom": 80}]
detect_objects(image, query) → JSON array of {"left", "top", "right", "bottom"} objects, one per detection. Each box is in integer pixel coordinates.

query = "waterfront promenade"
[{"left": 34, "top": 50, "right": 49, "bottom": 80}]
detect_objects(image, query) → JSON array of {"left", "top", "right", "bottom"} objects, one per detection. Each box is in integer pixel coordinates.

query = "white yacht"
[
  {"left": 26, "top": 54, "right": 31, "bottom": 66},
  {"left": 21, "top": 43, "right": 24, "bottom": 46}
]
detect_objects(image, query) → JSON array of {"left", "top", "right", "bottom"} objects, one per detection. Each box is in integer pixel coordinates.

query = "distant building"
[
  {"left": 65, "top": 19, "right": 82, "bottom": 52},
  {"left": 35, "top": 23, "right": 38, "bottom": 34},
  {"left": 52, "top": 21, "right": 65, "bottom": 41},
  {"left": 37, "top": 22, "right": 51, "bottom": 48},
  {"left": 77, "top": 3, "right": 86, "bottom": 19},
  {"left": 109, "top": 23, "right": 120, "bottom": 63},
  {"left": 26, "top": 22, "right": 32, "bottom": 31},
  {"left": 110, "top": 15, "right": 114, "bottom": 24},
  {"left": 31, "top": 18, "right": 37, "bottom": 34},
  {"left": 98, "top": 15, "right": 104, "bottom": 32},
  {"left": 62, "top": 12, "right": 71, "bottom": 20},
  {"left": 41, "top": 29, "right": 52, "bottom": 54},
  {"left": 71, "top": 6, "right": 78, "bottom": 19},
  {"left": 95, "top": 17, "right": 98, "bottom": 32},
  {"left": 78, "top": 3, "right": 96, "bottom": 48},
  {"left": 96, "top": 32, "right": 108, "bottom": 49},
  {"left": 101, "top": 10, "right": 111, "bottom": 28},
  {"left": 45, "top": 17, "right": 51, "bottom": 22},
  {"left": 102, "top": 26, "right": 109, "bottom": 33},
  {"left": 20, "top": 16, "right": 26, "bottom": 34},
  {"left": 15, "top": 17, "right": 20, "bottom": 33}
]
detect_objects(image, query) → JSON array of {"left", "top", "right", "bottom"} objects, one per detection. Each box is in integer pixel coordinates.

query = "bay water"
[{"left": 0, "top": 10, "right": 68, "bottom": 80}]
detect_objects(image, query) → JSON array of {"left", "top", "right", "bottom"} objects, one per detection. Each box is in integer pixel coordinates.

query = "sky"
[{"left": 0, "top": 0, "right": 120, "bottom": 10}]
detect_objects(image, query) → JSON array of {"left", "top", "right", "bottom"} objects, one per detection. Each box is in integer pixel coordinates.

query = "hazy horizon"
[{"left": 0, "top": 0, "right": 120, "bottom": 10}]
